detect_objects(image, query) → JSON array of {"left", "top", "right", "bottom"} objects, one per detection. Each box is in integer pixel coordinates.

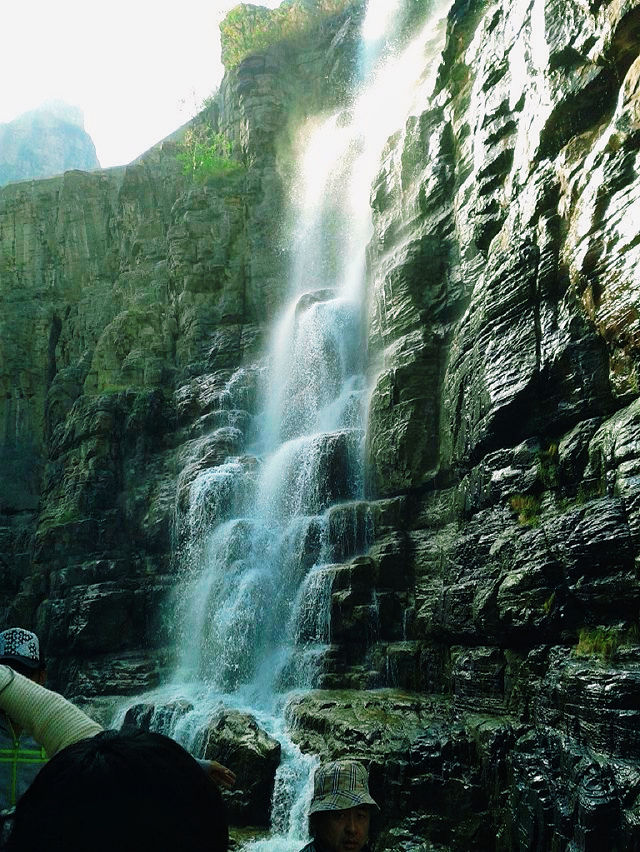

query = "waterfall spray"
[{"left": 116, "top": 3, "right": 450, "bottom": 849}]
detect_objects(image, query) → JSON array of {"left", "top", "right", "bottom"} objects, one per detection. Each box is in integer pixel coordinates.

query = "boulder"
[{"left": 198, "top": 710, "right": 281, "bottom": 826}]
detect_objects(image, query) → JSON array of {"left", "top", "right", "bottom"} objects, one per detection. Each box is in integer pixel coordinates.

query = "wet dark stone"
[
  {"left": 294, "top": 288, "right": 337, "bottom": 316},
  {"left": 532, "top": 650, "right": 640, "bottom": 760},
  {"left": 198, "top": 710, "right": 281, "bottom": 827},
  {"left": 122, "top": 699, "right": 194, "bottom": 736},
  {"left": 452, "top": 646, "right": 507, "bottom": 713},
  {"left": 326, "top": 500, "right": 374, "bottom": 562}
]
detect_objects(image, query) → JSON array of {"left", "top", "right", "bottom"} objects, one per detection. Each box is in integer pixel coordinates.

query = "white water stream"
[{"left": 116, "top": 3, "right": 449, "bottom": 848}]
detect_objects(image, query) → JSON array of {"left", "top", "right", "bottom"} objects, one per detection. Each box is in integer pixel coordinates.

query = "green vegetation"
[
  {"left": 99, "top": 384, "right": 129, "bottom": 394},
  {"left": 177, "top": 125, "right": 243, "bottom": 184},
  {"left": 575, "top": 479, "right": 604, "bottom": 504},
  {"left": 220, "top": 0, "right": 354, "bottom": 69},
  {"left": 0, "top": 250, "right": 17, "bottom": 275},
  {"left": 573, "top": 625, "right": 640, "bottom": 661},
  {"left": 37, "top": 507, "right": 80, "bottom": 533},
  {"left": 574, "top": 627, "right": 619, "bottom": 661},
  {"left": 556, "top": 479, "right": 604, "bottom": 514},
  {"left": 627, "top": 624, "right": 640, "bottom": 644},
  {"left": 537, "top": 442, "right": 559, "bottom": 488},
  {"left": 509, "top": 494, "right": 541, "bottom": 526},
  {"left": 542, "top": 591, "right": 556, "bottom": 615}
]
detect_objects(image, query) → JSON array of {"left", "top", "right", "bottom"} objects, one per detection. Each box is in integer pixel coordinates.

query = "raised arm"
[{"left": 0, "top": 665, "right": 103, "bottom": 756}]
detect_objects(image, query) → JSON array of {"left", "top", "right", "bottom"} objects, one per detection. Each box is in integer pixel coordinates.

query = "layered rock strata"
[
  {"left": 310, "top": 0, "right": 640, "bottom": 847},
  {"left": 0, "top": 4, "right": 364, "bottom": 691},
  {"left": 0, "top": 0, "right": 639, "bottom": 849}
]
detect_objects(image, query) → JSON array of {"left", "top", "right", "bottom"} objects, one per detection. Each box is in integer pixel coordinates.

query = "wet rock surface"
[
  {"left": 199, "top": 710, "right": 282, "bottom": 827},
  {"left": 320, "top": 0, "right": 640, "bottom": 845},
  {"left": 123, "top": 701, "right": 281, "bottom": 826},
  {"left": 0, "top": 4, "right": 363, "bottom": 693},
  {"left": 0, "top": 0, "right": 639, "bottom": 849},
  {"left": 288, "top": 686, "right": 640, "bottom": 850}
]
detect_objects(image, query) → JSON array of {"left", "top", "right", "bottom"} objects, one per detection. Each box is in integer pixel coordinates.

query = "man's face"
[{"left": 314, "top": 805, "right": 371, "bottom": 852}]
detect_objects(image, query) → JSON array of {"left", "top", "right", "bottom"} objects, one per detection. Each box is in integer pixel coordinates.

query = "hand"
[{"left": 207, "top": 760, "right": 236, "bottom": 789}]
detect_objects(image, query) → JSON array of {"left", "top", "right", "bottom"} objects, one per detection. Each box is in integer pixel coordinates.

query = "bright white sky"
[{"left": 1, "top": 1, "right": 283, "bottom": 169}]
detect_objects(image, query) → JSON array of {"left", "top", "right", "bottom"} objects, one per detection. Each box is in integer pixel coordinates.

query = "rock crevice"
[{"left": 0, "top": 1, "right": 639, "bottom": 848}]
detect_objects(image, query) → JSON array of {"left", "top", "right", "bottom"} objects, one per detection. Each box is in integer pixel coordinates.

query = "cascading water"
[{"left": 115, "top": 2, "right": 449, "bottom": 848}]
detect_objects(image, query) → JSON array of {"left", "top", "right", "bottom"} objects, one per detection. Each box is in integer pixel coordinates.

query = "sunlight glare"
[{"left": 361, "top": 0, "right": 403, "bottom": 42}]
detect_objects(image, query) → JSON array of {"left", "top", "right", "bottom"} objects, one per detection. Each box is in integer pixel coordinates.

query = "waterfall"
[{"left": 116, "top": 2, "right": 449, "bottom": 848}]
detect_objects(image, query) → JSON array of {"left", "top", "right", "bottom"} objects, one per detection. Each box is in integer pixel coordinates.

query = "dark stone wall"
[
  {"left": 0, "top": 5, "right": 364, "bottom": 693},
  {"left": 0, "top": 0, "right": 639, "bottom": 848},
  {"left": 306, "top": 0, "right": 640, "bottom": 847}
]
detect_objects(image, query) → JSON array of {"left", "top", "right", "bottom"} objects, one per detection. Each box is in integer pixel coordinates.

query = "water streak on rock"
[{"left": 120, "top": 2, "right": 451, "bottom": 847}]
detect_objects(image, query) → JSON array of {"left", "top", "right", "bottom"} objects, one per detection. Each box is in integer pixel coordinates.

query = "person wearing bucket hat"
[
  {"left": 299, "top": 759, "right": 379, "bottom": 852},
  {"left": 0, "top": 629, "right": 48, "bottom": 814}
]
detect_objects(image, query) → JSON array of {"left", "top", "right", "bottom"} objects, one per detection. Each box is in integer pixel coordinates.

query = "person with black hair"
[
  {"left": 0, "top": 629, "right": 50, "bottom": 812},
  {"left": 0, "top": 664, "right": 229, "bottom": 850},
  {"left": 0, "top": 628, "right": 236, "bottom": 794},
  {"left": 4, "top": 728, "right": 229, "bottom": 852}
]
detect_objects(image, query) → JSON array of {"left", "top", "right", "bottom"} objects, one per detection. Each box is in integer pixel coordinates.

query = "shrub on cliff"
[
  {"left": 177, "top": 125, "right": 242, "bottom": 183},
  {"left": 574, "top": 625, "right": 640, "bottom": 661},
  {"left": 220, "top": 0, "right": 355, "bottom": 69}
]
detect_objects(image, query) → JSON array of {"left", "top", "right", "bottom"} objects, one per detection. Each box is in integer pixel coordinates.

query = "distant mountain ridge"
[{"left": 0, "top": 101, "right": 100, "bottom": 187}]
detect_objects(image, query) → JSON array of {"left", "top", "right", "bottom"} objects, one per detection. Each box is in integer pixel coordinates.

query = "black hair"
[
  {"left": 1, "top": 659, "right": 45, "bottom": 680},
  {"left": 309, "top": 811, "right": 322, "bottom": 838},
  {"left": 4, "top": 728, "right": 228, "bottom": 852}
]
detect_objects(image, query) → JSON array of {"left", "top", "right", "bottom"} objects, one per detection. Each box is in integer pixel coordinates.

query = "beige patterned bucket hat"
[{"left": 308, "top": 759, "right": 379, "bottom": 814}]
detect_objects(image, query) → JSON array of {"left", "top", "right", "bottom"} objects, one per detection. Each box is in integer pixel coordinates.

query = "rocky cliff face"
[
  {"left": 1, "top": 1, "right": 639, "bottom": 849},
  {"left": 0, "top": 3, "right": 363, "bottom": 689},
  {"left": 349, "top": 0, "right": 640, "bottom": 847},
  {"left": 0, "top": 103, "right": 100, "bottom": 187}
]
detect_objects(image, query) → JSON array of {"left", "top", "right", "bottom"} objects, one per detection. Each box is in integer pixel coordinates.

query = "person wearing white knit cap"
[
  {"left": 0, "top": 627, "right": 85, "bottom": 816},
  {"left": 0, "top": 663, "right": 230, "bottom": 851}
]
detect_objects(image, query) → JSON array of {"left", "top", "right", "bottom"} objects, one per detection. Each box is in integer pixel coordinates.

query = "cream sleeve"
[{"left": 0, "top": 665, "right": 103, "bottom": 757}]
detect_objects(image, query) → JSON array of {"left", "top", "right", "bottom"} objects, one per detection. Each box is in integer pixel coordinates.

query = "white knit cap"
[{"left": 0, "top": 627, "right": 41, "bottom": 669}]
